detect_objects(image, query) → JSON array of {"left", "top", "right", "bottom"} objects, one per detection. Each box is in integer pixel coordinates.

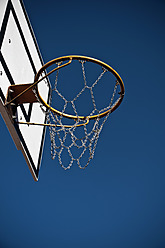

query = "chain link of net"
[{"left": 38, "top": 60, "right": 121, "bottom": 169}]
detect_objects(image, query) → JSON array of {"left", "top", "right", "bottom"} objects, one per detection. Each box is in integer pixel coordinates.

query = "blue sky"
[{"left": 0, "top": 0, "right": 165, "bottom": 247}]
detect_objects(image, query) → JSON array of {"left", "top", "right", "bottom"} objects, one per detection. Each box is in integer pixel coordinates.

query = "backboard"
[{"left": 0, "top": 0, "right": 50, "bottom": 181}]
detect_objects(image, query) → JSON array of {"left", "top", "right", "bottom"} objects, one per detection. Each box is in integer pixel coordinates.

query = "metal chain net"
[{"left": 41, "top": 60, "right": 120, "bottom": 169}]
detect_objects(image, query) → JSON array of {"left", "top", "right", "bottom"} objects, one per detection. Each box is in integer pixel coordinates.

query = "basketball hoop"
[
  {"left": 5, "top": 55, "right": 125, "bottom": 170},
  {"left": 33, "top": 55, "right": 125, "bottom": 169},
  {"left": 34, "top": 55, "right": 124, "bottom": 122}
]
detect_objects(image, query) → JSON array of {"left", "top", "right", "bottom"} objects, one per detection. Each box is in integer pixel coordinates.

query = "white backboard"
[{"left": 0, "top": 0, "right": 50, "bottom": 181}]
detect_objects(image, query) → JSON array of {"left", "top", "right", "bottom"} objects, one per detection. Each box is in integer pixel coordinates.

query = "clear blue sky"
[{"left": 0, "top": 0, "right": 165, "bottom": 247}]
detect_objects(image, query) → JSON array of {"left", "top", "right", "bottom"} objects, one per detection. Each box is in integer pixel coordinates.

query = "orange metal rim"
[{"left": 34, "top": 55, "right": 125, "bottom": 121}]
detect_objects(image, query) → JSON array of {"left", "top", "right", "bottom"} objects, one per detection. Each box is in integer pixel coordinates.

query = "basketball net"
[{"left": 38, "top": 59, "right": 121, "bottom": 169}]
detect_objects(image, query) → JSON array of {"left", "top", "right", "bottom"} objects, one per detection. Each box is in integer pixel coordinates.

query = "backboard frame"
[{"left": 0, "top": 0, "right": 51, "bottom": 181}]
